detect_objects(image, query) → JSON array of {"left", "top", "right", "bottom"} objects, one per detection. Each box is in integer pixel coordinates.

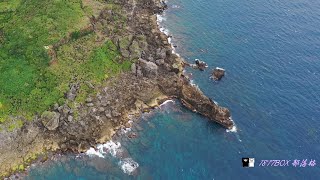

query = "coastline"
[{"left": 1, "top": 0, "right": 234, "bottom": 178}]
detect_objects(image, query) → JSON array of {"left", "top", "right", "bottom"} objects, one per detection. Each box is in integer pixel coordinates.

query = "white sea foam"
[
  {"left": 118, "top": 158, "right": 139, "bottom": 175},
  {"left": 160, "top": 27, "right": 170, "bottom": 35},
  {"left": 97, "top": 141, "right": 122, "bottom": 157},
  {"left": 226, "top": 125, "right": 237, "bottom": 133},
  {"left": 226, "top": 124, "right": 242, "bottom": 141},
  {"left": 160, "top": 99, "right": 174, "bottom": 107},
  {"left": 156, "top": 14, "right": 166, "bottom": 23},
  {"left": 86, "top": 141, "right": 140, "bottom": 175},
  {"left": 168, "top": 36, "right": 172, "bottom": 44},
  {"left": 86, "top": 140, "right": 122, "bottom": 158},
  {"left": 190, "top": 81, "right": 200, "bottom": 90},
  {"left": 172, "top": 5, "right": 180, "bottom": 9},
  {"left": 121, "top": 127, "right": 132, "bottom": 134},
  {"left": 216, "top": 67, "right": 225, "bottom": 71},
  {"left": 86, "top": 147, "right": 105, "bottom": 158},
  {"left": 156, "top": 13, "right": 183, "bottom": 56}
]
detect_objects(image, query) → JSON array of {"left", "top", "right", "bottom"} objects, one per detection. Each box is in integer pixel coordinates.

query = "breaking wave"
[
  {"left": 226, "top": 125, "right": 237, "bottom": 133},
  {"left": 86, "top": 140, "right": 122, "bottom": 158},
  {"left": 85, "top": 140, "right": 139, "bottom": 175},
  {"left": 118, "top": 158, "right": 139, "bottom": 175}
]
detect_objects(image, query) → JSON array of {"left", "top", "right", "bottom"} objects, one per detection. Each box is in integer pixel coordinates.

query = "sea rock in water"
[
  {"left": 195, "top": 59, "right": 208, "bottom": 71},
  {"left": 41, "top": 111, "right": 60, "bottom": 131},
  {"left": 212, "top": 67, "right": 225, "bottom": 81},
  {"left": 190, "top": 59, "right": 208, "bottom": 71},
  {"left": 128, "top": 132, "right": 138, "bottom": 139}
]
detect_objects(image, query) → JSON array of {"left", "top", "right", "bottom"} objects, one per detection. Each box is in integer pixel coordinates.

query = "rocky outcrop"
[
  {"left": 137, "top": 58, "right": 159, "bottom": 78},
  {"left": 117, "top": 35, "right": 133, "bottom": 58},
  {"left": 179, "top": 82, "right": 233, "bottom": 128},
  {"left": 212, "top": 67, "right": 225, "bottom": 81},
  {"left": 41, "top": 111, "right": 60, "bottom": 131},
  {"left": 194, "top": 59, "right": 208, "bottom": 71},
  {"left": 185, "top": 59, "right": 208, "bottom": 71},
  {"left": 157, "top": 74, "right": 234, "bottom": 129}
]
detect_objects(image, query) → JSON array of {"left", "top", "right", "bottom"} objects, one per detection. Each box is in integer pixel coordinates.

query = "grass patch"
[
  {"left": 51, "top": 34, "right": 131, "bottom": 104},
  {"left": 0, "top": 0, "right": 131, "bottom": 125}
]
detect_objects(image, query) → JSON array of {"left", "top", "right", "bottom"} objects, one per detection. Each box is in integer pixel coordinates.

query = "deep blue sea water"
[{"left": 25, "top": 0, "right": 320, "bottom": 179}]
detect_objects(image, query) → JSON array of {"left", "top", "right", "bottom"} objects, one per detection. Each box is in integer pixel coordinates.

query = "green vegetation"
[{"left": 0, "top": 0, "right": 131, "bottom": 125}]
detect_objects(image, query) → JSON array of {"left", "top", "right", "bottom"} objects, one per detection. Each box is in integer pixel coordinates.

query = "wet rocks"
[
  {"left": 41, "top": 111, "right": 60, "bottom": 131},
  {"left": 194, "top": 59, "right": 208, "bottom": 71},
  {"left": 128, "top": 132, "right": 138, "bottom": 139},
  {"left": 212, "top": 67, "right": 225, "bottom": 81},
  {"left": 187, "top": 59, "right": 208, "bottom": 71}
]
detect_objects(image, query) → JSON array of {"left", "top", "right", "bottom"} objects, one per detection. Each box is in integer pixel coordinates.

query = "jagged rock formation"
[{"left": 212, "top": 67, "right": 226, "bottom": 81}]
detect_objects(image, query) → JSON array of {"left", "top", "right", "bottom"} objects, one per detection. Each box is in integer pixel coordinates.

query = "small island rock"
[
  {"left": 212, "top": 67, "right": 225, "bottom": 81},
  {"left": 194, "top": 59, "right": 208, "bottom": 71}
]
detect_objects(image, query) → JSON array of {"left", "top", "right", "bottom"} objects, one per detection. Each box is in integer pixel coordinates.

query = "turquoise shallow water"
[{"left": 26, "top": 0, "right": 320, "bottom": 179}]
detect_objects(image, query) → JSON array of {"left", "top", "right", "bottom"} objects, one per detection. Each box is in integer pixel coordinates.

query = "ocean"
[{"left": 25, "top": 0, "right": 320, "bottom": 179}]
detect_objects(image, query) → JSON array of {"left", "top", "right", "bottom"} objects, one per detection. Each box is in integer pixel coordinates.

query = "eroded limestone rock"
[{"left": 41, "top": 111, "right": 60, "bottom": 131}]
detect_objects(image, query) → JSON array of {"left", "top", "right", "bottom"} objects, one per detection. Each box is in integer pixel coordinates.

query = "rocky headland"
[{"left": 0, "top": 0, "right": 234, "bottom": 177}]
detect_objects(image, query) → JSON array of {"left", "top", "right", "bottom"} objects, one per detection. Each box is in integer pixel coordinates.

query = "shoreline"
[
  {"left": 1, "top": 0, "right": 234, "bottom": 178},
  {"left": 8, "top": 97, "right": 176, "bottom": 178}
]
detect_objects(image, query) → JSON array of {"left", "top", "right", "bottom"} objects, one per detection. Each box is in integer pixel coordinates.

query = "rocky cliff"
[{"left": 0, "top": 0, "right": 234, "bottom": 177}]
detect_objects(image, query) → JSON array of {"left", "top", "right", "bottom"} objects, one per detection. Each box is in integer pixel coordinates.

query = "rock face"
[
  {"left": 41, "top": 111, "right": 60, "bottom": 131},
  {"left": 212, "top": 67, "right": 225, "bottom": 81},
  {"left": 158, "top": 75, "right": 234, "bottom": 129},
  {"left": 138, "top": 58, "right": 158, "bottom": 78},
  {"left": 180, "top": 83, "right": 233, "bottom": 128}
]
